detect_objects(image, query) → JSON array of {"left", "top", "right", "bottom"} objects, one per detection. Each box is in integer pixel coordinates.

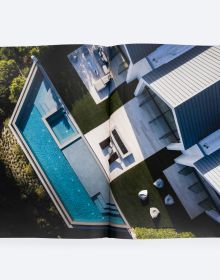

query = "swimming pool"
[
  {"left": 46, "top": 108, "right": 78, "bottom": 145},
  {"left": 15, "top": 70, "right": 124, "bottom": 225}
]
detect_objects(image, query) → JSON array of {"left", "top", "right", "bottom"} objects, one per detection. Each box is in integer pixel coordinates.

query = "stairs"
[{"left": 92, "top": 192, "right": 121, "bottom": 218}]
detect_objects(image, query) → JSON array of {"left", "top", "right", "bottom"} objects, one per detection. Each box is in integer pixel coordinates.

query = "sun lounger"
[
  {"left": 99, "top": 137, "right": 110, "bottom": 150},
  {"left": 108, "top": 152, "right": 119, "bottom": 164}
]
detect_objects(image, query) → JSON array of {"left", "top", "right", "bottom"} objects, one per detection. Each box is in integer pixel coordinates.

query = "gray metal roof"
[
  {"left": 124, "top": 44, "right": 161, "bottom": 64},
  {"left": 143, "top": 46, "right": 220, "bottom": 108},
  {"left": 195, "top": 149, "right": 220, "bottom": 193}
]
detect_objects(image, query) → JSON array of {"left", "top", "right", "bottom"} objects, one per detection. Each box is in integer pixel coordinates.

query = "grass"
[
  {"left": 39, "top": 45, "right": 109, "bottom": 133},
  {"left": 109, "top": 80, "right": 137, "bottom": 116},
  {"left": 110, "top": 160, "right": 173, "bottom": 228},
  {"left": 39, "top": 45, "right": 137, "bottom": 134},
  {"left": 110, "top": 149, "right": 220, "bottom": 237},
  {"left": 145, "top": 149, "right": 220, "bottom": 237}
]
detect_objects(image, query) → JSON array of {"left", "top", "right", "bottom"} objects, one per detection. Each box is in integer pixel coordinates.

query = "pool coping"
[
  {"left": 42, "top": 107, "right": 81, "bottom": 150},
  {"left": 9, "top": 58, "right": 129, "bottom": 230}
]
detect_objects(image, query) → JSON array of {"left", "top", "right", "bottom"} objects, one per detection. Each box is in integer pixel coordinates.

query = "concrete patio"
[
  {"left": 63, "top": 138, "right": 110, "bottom": 204},
  {"left": 163, "top": 163, "right": 212, "bottom": 219},
  {"left": 68, "top": 45, "right": 128, "bottom": 104},
  {"left": 85, "top": 94, "right": 177, "bottom": 181}
]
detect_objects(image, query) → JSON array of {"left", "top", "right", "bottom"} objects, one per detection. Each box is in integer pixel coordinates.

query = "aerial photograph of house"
[{"left": 1, "top": 44, "right": 220, "bottom": 239}]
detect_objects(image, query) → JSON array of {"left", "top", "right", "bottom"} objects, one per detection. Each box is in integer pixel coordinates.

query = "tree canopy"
[
  {"left": 9, "top": 75, "right": 26, "bottom": 103},
  {"left": 0, "top": 59, "right": 19, "bottom": 97}
]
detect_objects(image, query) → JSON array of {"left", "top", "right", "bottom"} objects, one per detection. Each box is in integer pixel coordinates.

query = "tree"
[
  {"left": 0, "top": 60, "right": 19, "bottom": 98},
  {"left": 0, "top": 47, "right": 18, "bottom": 61},
  {"left": 9, "top": 75, "right": 26, "bottom": 103}
]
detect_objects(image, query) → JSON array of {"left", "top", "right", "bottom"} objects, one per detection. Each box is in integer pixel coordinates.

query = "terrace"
[
  {"left": 68, "top": 45, "right": 128, "bottom": 104},
  {"left": 85, "top": 87, "right": 178, "bottom": 181},
  {"left": 163, "top": 163, "right": 212, "bottom": 219}
]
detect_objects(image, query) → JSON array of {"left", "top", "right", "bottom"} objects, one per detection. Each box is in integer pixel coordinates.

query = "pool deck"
[{"left": 63, "top": 138, "right": 109, "bottom": 203}]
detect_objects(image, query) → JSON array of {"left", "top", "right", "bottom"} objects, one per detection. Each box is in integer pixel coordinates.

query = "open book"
[{"left": 1, "top": 44, "right": 220, "bottom": 239}]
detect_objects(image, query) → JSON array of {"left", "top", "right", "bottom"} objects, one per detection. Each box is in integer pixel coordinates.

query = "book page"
[{"left": 1, "top": 43, "right": 220, "bottom": 240}]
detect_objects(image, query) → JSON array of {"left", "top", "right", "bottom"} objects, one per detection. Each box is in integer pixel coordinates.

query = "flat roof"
[
  {"left": 195, "top": 149, "right": 220, "bottom": 193},
  {"left": 143, "top": 46, "right": 220, "bottom": 107}
]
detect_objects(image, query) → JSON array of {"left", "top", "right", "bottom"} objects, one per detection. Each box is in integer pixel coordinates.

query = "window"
[
  {"left": 188, "top": 182, "right": 204, "bottom": 193},
  {"left": 178, "top": 166, "right": 194, "bottom": 176}
]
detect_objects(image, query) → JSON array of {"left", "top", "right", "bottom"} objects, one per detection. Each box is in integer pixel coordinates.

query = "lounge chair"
[
  {"left": 153, "top": 178, "right": 164, "bottom": 189},
  {"left": 150, "top": 207, "right": 160, "bottom": 219},
  {"left": 164, "top": 194, "right": 174, "bottom": 205},
  {"left": 138, "top": 190, "right": 148, "bottom": 201},
  {"left": 108, "top": 152, "right": 119, "bottom": 164},
  {"left": 99, "top": 137, "right": 110, "bottom": 150}
]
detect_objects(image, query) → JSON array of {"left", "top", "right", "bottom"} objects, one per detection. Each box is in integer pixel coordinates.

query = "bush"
[
  {"left": 0, "top": 108, "right": 5, "bottom": 124},
  {"left": 35, "top": 185, "right": 46, "bottom": 200},
  {"left": 23, "top": 163, "right": 34, "bottom": 176},
  {"left": 9, "top": 75, "right": 26, "bottom": 103},
  {"left": 37, "top": 217, "right": 49, "bottom": 228},
  {"left": 134, "top": 228, "right": 195, "bottom": 239},
  {"left": 0, "top": 59, "right": 19, "bottom": 97},
  {"left": 0, "top": 125, "right": 39, "bottom": 193}
]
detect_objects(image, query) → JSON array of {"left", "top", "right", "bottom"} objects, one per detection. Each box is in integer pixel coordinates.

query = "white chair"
[
  {"left": 164, "top": 194, "right": 174, "bottom": 205},
  {"left": 138, "top": 190, "right": 148, "bottom": 201},
  {"left": 153, "top": 178, "right": 164, "bottom": 189},
  {"left": 150, "top": 207, "right": 160, "bottom": 219}
]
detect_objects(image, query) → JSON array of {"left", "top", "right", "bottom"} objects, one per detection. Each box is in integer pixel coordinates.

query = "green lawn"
[
  {"left": 109, "top": 80, "right": 137, "bottom": 116},
  {"left": 39, "top": 45, "right": 137, "bottom": 134},
  {"left": 110, "top": 160, "right": 173, "bottom": 228}
]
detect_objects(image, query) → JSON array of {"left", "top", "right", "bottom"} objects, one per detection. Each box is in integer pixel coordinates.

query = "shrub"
[
  {"left": 0, "top": 125, "right": 39, "bottom": 193},
  {"left": 37, "top": 217, "right": 49, "bottom": 228},
  {"left": 23, "top": 163, "right": 34, "bottom": 176},
  {"left": 35, "top": 185, "right": 46, "bottom": 200},
  {"left": 134, "top": 228, "right": 195, "bottom": 239},
  {"left": 9, "top": 75, "right": 26, "bottom": 103},
  {"left": 0, "top": 59, "right": 19, "bottom": 97}
]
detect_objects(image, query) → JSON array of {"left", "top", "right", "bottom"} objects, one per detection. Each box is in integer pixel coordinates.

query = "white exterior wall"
[{"left": 126, "top": 59, "right": 152, "bottom": 83}]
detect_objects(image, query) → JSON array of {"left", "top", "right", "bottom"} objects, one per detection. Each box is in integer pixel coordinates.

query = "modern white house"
[{"left": 134, "top": 45, "right": 220, "bottom": 221}]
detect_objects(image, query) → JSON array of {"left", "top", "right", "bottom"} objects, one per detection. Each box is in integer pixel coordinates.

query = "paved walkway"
[
  {"left": 163, "top": 163, "right": 209, "bottom": 219},
  {"left": 63, "top": 138, "right": 109, "bottom": 203}
]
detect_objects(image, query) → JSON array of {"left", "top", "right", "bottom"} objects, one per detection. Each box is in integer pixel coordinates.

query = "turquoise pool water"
[
  {"left": 47, "top": 108, "right": 78, "bottom": 145},
  {"left": 16, "top": 72, "right": 124, "bottom": 225}
]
